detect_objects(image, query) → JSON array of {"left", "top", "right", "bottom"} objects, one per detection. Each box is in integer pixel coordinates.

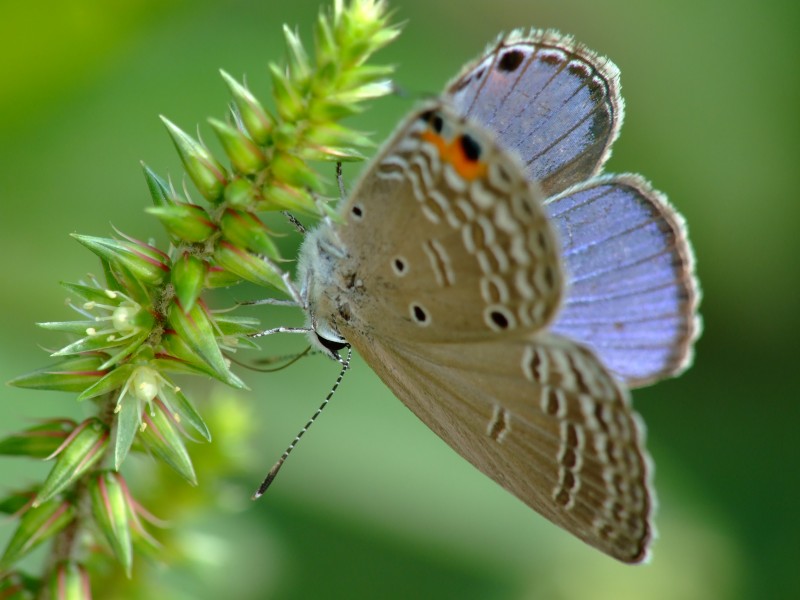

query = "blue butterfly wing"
[
  {"left": 446, "top": 30, "right": 623, "bottom": 197},
  {"left": 545, "top": 175, "right": 700, "bottom": 386}
]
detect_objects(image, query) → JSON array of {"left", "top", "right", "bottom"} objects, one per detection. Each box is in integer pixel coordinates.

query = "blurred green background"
[{"left": 1, "top": 0, "right": 797, "bottom": 598}]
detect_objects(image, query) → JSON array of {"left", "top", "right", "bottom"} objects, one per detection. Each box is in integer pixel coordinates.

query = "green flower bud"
[
  {"left": 269, "top": 63, "right": 305, "bottom": 122},
  {"left": 261, "top": 182, "right": 317, "bottom": 214},
  {"left": 224, "top": 177, "right": 260, "bottom": 209},
  {"left": 270, "top": 151, "right": 322, "bottom": 191},
  {"left": 219, "top": 70, "right": 274, "bottom": 145},
  {"left": 146, "top": 202, "right": 216, "bottom": 243},
  {"left": 71, "top": 234, "right": 169, "bottom": 285},
  {"left": 219, "top": 208, "right": 281, "bottom": 260},
  {"left": 89, "top": 472, "right": 133, "bottom": 576},
  {"left": 171, "top": 252, "right": 207, "bottom": 312},
  {"left": 208, "top": 118, "right": 266, "bottom": 175},
  {"left": 213, "top": 241, "right": 288, "bottom": 293},
  {"left": 35, "top": 419, "right": 109, "bottom": 507},
  {"left": 48, "top": 561, "right": 91, "bottom": 600},
  {"left": 204, "top": 264, "right": 243, "bottom": 288},
  {"left": 161, "top": 116, "right": 227, "bottom": 202},
  {"left": 0, "top": 499, "right": 75, "bottom": 568}
]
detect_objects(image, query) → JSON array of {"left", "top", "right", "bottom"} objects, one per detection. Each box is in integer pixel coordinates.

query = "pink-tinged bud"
[
  {"left": 0, "top": 498, "right": 75, "bottom": 569},
  {"left": 49, "top": 561, "right": 92, "bottom": 600},
  {"left": 71, "top": 234, "right": 169, "bottom": 285},
  {"left": 261, "top": 182, "right": 317, "bottom": 214},
  {"left": 139, "top": 399, "right": 197, "bottom": 485},
  {"left": 219, "top": 208, "right": 281, "bottom": 260},
  {"left": 167, "top": 300, "right": 245, "bottom": 389},
  {"left": 208, "top": 118, "right": 266, "bottom": 175},
  {"left": 34, "top": 419, "right": 109, "bottom": 507},
  {"left": 220, "top": 70, "right": 274, "bottom": 145},
  {"left": 89, "top": 472, "right": 132, "bottom": 576},
  {"left": 161, "top": 116, "right": 227, "bottom": 203},
  {"left": 270, "top": 150, "right": 321, "bottom": 191},
  {"left": 171, "top": 252, "right": 208, "bottom": 312},
  {"left": 224, "top": 177, "right": 260, "bottom": 209},
  {"left": 213, "top": 241, "right": 288, "bottom": 293},
  {"left": 146, "top": 202, "right": 216, "bottom": 243}
]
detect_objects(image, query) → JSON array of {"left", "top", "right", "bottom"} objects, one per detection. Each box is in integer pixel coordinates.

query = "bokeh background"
[{"left": 1, "top": 0, "right": 797, "bottom": 598}]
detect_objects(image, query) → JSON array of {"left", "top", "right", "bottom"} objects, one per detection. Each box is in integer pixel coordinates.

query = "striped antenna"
[{"left": 252, "top": 345, "right": 353, "bottom": 499}]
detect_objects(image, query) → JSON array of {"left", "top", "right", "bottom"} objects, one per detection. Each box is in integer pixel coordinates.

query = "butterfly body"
[{"left": 293, "top": 29, "right": 700, "bottom": 564}]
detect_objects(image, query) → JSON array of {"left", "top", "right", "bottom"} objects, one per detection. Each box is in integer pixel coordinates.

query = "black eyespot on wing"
[
  {"left": 393, "top": 258, "right": 406, "bottom": 273},
  {"left": 411, "top": 304, "right": 428, "bottom": 324},
  {"left": 351, "top": 205, "right": 363, "bottom": 218},
  {"left": 498, "top": 49, "right": 525, "bottom": 72},
  {"left": 489, "top": 310, "right": 509, "bottom": 329},
  {"left": 460, "top": 134, "right": 481, "bottom": 161},
  {"left": 419, "top": 109, "right": 444, "bottom": 133}
]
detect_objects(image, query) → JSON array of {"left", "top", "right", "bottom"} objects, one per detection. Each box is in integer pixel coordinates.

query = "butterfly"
[{"left": 290, "top": 29, "right": 700, "bottom": 564}]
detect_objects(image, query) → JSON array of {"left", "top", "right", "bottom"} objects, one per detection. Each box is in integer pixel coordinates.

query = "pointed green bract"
[
  {"left": 167, "top": 300, "right": 246, "bottom": 389},
  {"left": 9, "top": 356, "right": 108, "bottom": 393},
  {"left": 0, "top": 420, "right": 76, "bottom": 459},
  {"left": 141, "top": 163, "right": 176, "bottom": 208},
  {"left": 219, "top": 70, "right": 274, "bottom": 145},
  {"left": 140, "top": 400, "right": 197, "bottom": 485},
  {"left": 114, "top": 395, "right": 142, "bottom": 470}
]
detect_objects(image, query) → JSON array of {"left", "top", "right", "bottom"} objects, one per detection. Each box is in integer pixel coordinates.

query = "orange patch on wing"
[{"left": 421, "top": 130, "right": 488, "bottom": 181}]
